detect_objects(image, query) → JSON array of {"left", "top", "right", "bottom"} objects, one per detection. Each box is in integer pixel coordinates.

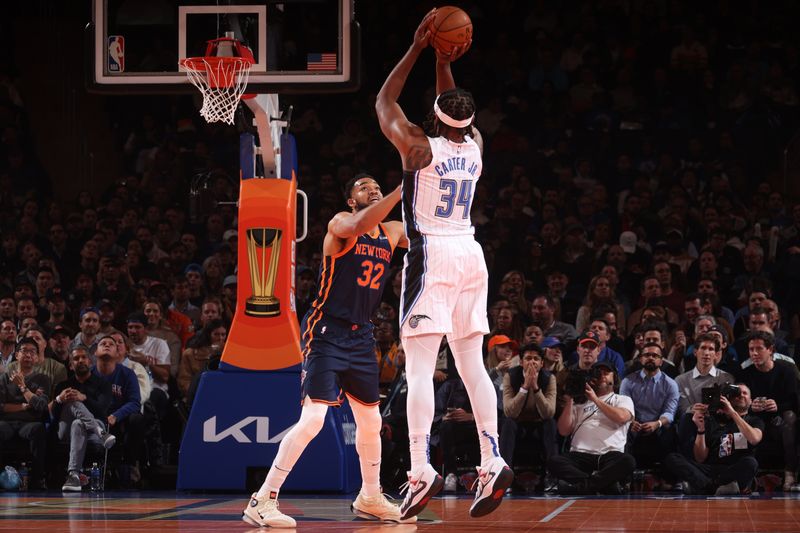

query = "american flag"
[{"left": 307, "top": 52, "right": 337, "bottom": 71}]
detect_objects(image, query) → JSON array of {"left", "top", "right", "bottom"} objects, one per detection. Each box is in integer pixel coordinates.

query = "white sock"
[
  {"left": 449, "top": 334, "right": 500, "bottom": 468},
  {"left": 402, "top": 333, "right": 442, "bottom": 472},
  {"left": 349, "top": 399, "right": 383, "bottom": 497},
  {"left": 256, "top": 398, "right": 328, "bottom": 498}
]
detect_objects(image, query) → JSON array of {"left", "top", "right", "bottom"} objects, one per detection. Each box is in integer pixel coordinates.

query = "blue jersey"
[{"left": 306, "top": 223, "right": 395, "bottom": 326}]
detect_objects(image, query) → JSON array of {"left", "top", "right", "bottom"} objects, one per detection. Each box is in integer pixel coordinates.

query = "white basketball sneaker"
[
  {"left": 351, "top": 490, "right": 416, "bottom": 522},
  {"left": 242, "top": 493, "right": 296, "bottom": 528},
  {"left": 398, "top": 463, "right": 443, "bottom": 520},
  {"left": 469, "top": 456, "right": 514, "bottom": 518}
]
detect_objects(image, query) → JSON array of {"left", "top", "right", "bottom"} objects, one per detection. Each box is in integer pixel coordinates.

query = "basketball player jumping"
[
  {"left": 375, "top": 10, "right": 513, "bottom": 520},
  {"left": 243, "top": 174, "right": 409, "bottom": 527}
]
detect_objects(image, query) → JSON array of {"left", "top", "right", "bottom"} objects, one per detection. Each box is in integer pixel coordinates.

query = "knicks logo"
[{"left": 408, "top": 314, "right": 431, "bottom": 329}]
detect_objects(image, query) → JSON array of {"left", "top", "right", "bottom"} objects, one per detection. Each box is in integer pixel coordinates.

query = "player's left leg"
[
  {"left": 448, "top": 334, "right": 513, "bottom": 517},
  {"left": 347, "top": 398, "right": 412, "bottom": 522}
]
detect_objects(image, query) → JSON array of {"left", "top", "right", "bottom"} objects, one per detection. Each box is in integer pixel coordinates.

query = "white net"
[{"left": 182, "top": 57, "right": 253, "bottom": 125}]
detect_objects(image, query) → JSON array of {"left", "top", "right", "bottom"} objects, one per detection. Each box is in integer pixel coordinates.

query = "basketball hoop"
[{"left": 180, "top": 34, "right": 254, "bottom": 125}]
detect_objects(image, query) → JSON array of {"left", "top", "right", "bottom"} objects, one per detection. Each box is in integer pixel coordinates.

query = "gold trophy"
[{"left": 245, "top": 227, "right": 282, "bottom": 317}]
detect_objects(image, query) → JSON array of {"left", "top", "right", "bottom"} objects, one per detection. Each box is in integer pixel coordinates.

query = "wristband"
[
  {"left": 696, "top": 430, "right": 705, "bottom": 435},
  {"left": 657, "top": 420, "right": 662, "bottom": 428},
  {"left": 519, "top": 387, "right": 528, "bottom": 394},
  {"left": 532, "top": 388, "right": 540, "bottom": 394}
]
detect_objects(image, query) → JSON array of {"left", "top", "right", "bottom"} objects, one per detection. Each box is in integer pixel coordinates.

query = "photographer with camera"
[
  {"left": 620, "top": 342, "right": 679, "bottom": 468},
  {"left": 739, "top": 330, "right": 799, "bottom": 491},
  {"left": 548, "top": 360, "right": 635, "bottom": 495},
  {"left": 663, "top": 383, "right": 763, "bottom": 495}
]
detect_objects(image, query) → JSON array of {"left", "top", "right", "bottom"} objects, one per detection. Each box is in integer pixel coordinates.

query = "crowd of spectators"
[{"left": 1, "top": 1, "right": 800, "bottom": 493}]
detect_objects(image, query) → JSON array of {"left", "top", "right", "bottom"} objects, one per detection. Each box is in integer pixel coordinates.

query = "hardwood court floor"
[{"left": 2, "top": 492, "right": 800, "bottom": 532}]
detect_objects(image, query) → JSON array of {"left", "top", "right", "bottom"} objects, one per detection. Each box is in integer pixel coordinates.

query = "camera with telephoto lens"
[
  {"left": 701, "top": 382, "right": 741, "bottom": 413},
  {"left": 564, "top": 369, "right": 591, "bottom": 404}
]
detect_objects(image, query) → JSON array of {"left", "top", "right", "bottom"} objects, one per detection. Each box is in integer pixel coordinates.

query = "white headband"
[{"left": 433, "top": 94, "right": 474, "bottom": 129}]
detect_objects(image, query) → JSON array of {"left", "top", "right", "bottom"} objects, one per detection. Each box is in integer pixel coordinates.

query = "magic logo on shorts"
[{"left": 409, "top": 314, "right": 431, "bottom": 328}]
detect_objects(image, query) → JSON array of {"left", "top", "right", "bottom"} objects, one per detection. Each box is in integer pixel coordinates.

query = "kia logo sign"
[{"left": 202, "top": 416, "right": 294, "bottom": 443}]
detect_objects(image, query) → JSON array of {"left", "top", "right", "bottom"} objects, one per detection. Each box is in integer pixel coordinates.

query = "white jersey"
[{"left": 402, "top": 135, "right": 482, "bottom": 238}]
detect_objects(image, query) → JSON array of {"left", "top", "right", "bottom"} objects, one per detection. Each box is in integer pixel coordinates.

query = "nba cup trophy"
[{"left": 245, "top": 228, "right": 282, "bottom": 317}]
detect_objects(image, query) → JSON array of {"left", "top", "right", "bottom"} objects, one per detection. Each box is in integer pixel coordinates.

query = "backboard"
[{"left": 88, "top": 0, "right": 359, "bottom": 94}]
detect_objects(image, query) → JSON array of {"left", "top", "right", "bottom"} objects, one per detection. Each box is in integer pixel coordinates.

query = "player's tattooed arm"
[{"left": 404, "top": 143, "right": 433, "bottom": 170}]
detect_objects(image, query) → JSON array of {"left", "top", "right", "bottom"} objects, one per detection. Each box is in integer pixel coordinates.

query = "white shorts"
[{"left": 400, "top": 234, "right": 489, "bottom": 340}]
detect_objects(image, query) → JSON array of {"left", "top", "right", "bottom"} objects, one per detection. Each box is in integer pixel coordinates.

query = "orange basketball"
[{"left": 430, "top": 6, "right": 473, "bottom": 57}]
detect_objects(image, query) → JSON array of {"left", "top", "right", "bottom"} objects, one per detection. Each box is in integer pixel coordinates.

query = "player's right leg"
[{"left": 397, "top": 332, "right": 445, "bottom": 520}]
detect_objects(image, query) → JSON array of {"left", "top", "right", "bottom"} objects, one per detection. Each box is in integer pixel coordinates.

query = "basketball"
[{"left": 430, "top": 6, "right": 473, "bottom": 57}]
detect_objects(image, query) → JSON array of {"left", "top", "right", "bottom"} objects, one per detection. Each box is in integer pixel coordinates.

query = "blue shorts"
[{"left": 300, "top": 313, "right": 379, "bottom": 407}]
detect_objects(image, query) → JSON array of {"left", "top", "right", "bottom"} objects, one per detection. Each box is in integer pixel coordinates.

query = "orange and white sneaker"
[
  {"left": 351, "top": 490, "right": 416, "bottom": 522},
  {"left": 242, "top": 493, "right": 296, "bottom": 528},
  {"left": 469, "top": 457, "right": 514, "bottom": 518}
]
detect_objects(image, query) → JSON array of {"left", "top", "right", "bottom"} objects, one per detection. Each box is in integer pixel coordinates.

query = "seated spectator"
[
  {"left": 664, "top": 384, "right": 763, "bottom": 495},
  {"left": 567, "top": 318, "right": 625, "bottom": 376},
  {"left": 6, "top": 326, "right": 68, "bottom": 398},
  {"left": 374, "top": 320, "right": 400, "bottom": 397},
  {"left": 178, "top": 319, "right": 226, "bottom": 402},
  {"left": 143, "top": 299, "right": 182, "bottom": 378},
  {"left": 436, "top": 376, "right": 479, "bottom": 492},
  {"left": 696, "top": 278, "right": 735, "bottom": 325},
  {"left": 198, "top": 298, "right": 224, "bottom": 331},
  {"left": 531, "top": 294, "right": 578, "bottom": 352},
  {"left": 556, "top": 331, "right": 603, "bottom": 415},
  {"left": 625, "top": 321, "right": 680, "bottom": 378},
  {"left": 109, "top": 331, "right": 151, "bottom": 404},
  {"left": 739, "top": 331, "right": 799, "bottom": 491},
  {"left": 544, "top": 268, "right": 582, "bottom": 328},
  {"left": 69, "top": 307, "right": 102, "bottom": 359},
  {"left": 575, "top": 275, "right": 626, "bottom": 336},
  {"left": 674, "top": 334, "right": 735, "bottom": 415},
  {"left": 96, "top": 298, "right": 120, "bottom": 336},
  {"left": 675, "top": 328, "right": 734, "bottom": 455},
  {"left": 148, "top": 282, "right": 194, "bottom": 348},
  {"left": 126, "top": 312, "right": 170, "bottom": 418},
  {"left": 500, "top": 343, "right": 556, "bottom": 484},
  {"left": 734, "top": 307, "right": 792, "bottom": 366},
  {"left": 488, "top": 306, "right": 524, "bottom": 344},
  {"left": 93, "top": 334, "right": 144, "bottom": 480},
  {"left": 522, "top": 324, "right": 544, "bottom": 347},
  {"left": 0, "top": 319, "right": 17, "bottom": 373},
  {"left": 486, "top": 334, "right": 519, "bottom": 391},
  {"left": 598, "top": 307, "right": 627, "bottom": 358},
  {"left": 47, "top": 324, "right": 73, "bottom": 366},
  {"left": 620, "top": 343, "right": 679, "bottom": 468},
  {"left": 549, "top": 361, "right": 635, "bottom": 494},
  {"left": 540, "top": 336, "right": 565, "bottom": 374},
  {"left": 169, "top": 275, "right": 200, "bottom": 324},
  {"left": 54, "top": 346, "right": 116, "bottom": 491},
  {"left": 628, "top": 276, "right": 679, "bottom": 327},
  {"left": 0, "top": 338, "right": 50, "bottom": 489}
]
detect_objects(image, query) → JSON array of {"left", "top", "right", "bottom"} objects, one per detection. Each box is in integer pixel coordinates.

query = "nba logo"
[{"left": 108, "top": 36, "right": 125, "bottom": 73}]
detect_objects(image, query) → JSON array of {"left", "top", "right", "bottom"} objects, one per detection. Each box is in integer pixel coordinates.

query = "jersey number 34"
[{"left": 434, "top": 178, "right": 472, "bottom": 219}]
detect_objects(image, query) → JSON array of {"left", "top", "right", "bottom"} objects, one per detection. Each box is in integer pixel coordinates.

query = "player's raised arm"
[
  {"left": 375, "top": 10, "right": 436, "bottom": 160},
  {"left": 328, "top": 185, "right": 401, "bottom": 240},
  {"left": 434, "top": 40, "right": 470, "bottom": 95}
]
